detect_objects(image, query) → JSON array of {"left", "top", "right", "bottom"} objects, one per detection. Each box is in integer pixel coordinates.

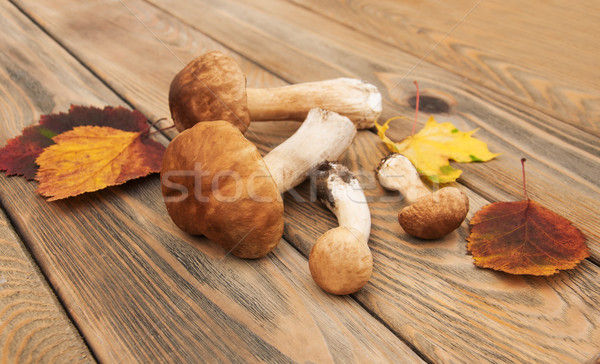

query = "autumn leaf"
[
  {"left": 468, "top": 200, "right": 589, "bottom": 275},
  {"left": 0, "top": 125, "right": 56, "bottom": 179},
  {"left": 375, "top": 116, "right": 500, "bottom": 183},
  {"left": 0, "top": 105, "right": 150, "bottom": 179},
  {"left": 468, "top": 158, "right": 589, "bottom": 275},
  {"left": 36, "top": 126, "right": 164, "bottom": 201}
]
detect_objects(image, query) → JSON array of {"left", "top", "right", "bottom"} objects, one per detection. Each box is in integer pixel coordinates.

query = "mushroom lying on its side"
[
  {"left": 161, "top": 109, "right": 357, "bottom": 259},
  {"left": 169, "top": 51, "right": 381, "bottom": 132},
  {"left": 376, "top": 153, "right": 469, "bottom": 239},
  {"left": 309, "top": 162, "right": 372, "bottom": 295}
]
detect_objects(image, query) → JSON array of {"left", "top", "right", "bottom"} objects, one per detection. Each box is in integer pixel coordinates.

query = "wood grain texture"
[
  {"left": 145, "top": 0, "right": 600, "bottom": 263},
  {"left": 284, "top": 132, "right": 600, "bottom": 363},
  {"left": 149, "top": 0, "right": 600, "bottom": 131},
  {"left": 0, "top": 209, "right": 92, "bottom": 363},
  {"left": 2, "top": 1, "right": 421, "bottom": 362},
  {"left": 287, "top": 0, "right": 600, "bottom": 136},
  {"left": 12, "top": 0, "right": 289, "bottom": 137},
  {"left": 0, "top": 170, "right": 420, "bottom": 363},
  {"left": 0, "top": 3, "right": 117, "bottom": 363},
  {"left": 10, "top": 0, "right": 600, "bottom": 362},
  {"left": 0, "top": 3, "right": 129, "bottom": 136}
]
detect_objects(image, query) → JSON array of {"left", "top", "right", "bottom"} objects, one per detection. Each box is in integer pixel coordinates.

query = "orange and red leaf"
[
  {"left": 36, "top": 126, "right": 164, "bottom": 201},
  {"left": 0, "top": 105, "right": 150, "bottom": 179},
  {"left": 468, "top": 199, "right": 589, "bottom": 275}
]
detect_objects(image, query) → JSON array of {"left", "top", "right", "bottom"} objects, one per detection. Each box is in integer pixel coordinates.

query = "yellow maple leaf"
[
  {"left": 375, "top": 116, "right": 500, "bottom": 183},
  {"left": 36, "top": 126, "right": 164, "bottom": 201}
]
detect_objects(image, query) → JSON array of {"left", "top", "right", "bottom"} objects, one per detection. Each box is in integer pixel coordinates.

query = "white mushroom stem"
[
  {"left": 309, "top": 162, "right": 372, "bottom": 295},
  {"left": 376, "top": 153, "right": 431, "bottom": 204},
  {"left": 263, "top": 108, "right": 357, "bottom": 193},
  {"left": 247, "top": 78, "right": 382, "bottom": 129},
  {"left": 316, "top": 162, "right": 371, "bottom": 243}
]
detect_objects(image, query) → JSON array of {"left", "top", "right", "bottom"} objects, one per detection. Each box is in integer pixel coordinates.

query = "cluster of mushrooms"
[{"left": 161, "top": 51, "right": 469, "bottom": 295}]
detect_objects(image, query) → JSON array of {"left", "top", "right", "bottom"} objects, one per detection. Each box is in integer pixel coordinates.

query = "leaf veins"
[
  {"left": 36, "top": 126, "right": 164, "bottom": 201},
  {"left": 468, "top": 200, "right": 589, "bottom": 275}
]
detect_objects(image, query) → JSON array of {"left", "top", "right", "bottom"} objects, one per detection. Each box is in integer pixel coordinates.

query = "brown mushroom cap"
[
  {"left": 309, "top": 227, "right": 373, "bottom": 295},
  {"left": 169, "top": 51, "right": 250, "bottom": 133},
  {"left": 160, "top": 120, "right": 283, "bottom": 258},
  {"left": 398, "top": 187, "right": 469, "bottom": 239}
]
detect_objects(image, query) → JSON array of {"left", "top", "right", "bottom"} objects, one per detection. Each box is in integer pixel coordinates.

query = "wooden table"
[{"left": 1, "top": 0, "right": 599, "bottom": 362}]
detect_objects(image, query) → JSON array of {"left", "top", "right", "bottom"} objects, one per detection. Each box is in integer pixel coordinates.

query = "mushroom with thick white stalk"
[
  {"left": 169, "top": 51, "right": 381, "bottom": 132},
  {"left": 161, "top": 108, "right": 357, "bottom": 259},
  {"left": 309, "top": 162, "right": 372, "bottom": 295},
  {"left": 376, "top": 153, "right": 469, "bottom": 239}
]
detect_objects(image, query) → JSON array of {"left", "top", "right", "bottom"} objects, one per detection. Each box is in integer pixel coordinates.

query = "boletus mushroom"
[
  {"left": 376, "top": 153, "right": 469, "bottom": 239},
  {"left": 161, "top": 108, "right": 357, "bottom": 259},
  {"left": 169, "top": 51, "right": 381, "bottom": 133},
  {"left": 309, "top": 162, "right": 372, "bottom": 295}
]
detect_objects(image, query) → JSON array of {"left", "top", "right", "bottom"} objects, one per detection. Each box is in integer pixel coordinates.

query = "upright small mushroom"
[
  {"left": 161, "top": 109, "right": 357, "bottom": 258},
  {"left": 169, "top": 51, "right": 381, "bottom": 132},
  {"left": 309, "top": 162, "right": 372, "bottom": 295},
  {"left": 376, "top": 153, "right": 469, "bottom": 239}
]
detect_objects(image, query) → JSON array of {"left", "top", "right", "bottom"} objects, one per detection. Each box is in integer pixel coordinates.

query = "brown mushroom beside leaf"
[
  {"left": 169, "top": 51, "right": 381, "bottom": 133},
  {"left": 161, "top": 109, "right": 357, "bottom": 259},
  {"left": 376, "top": 153, "right": 469, "bottom": 239}
]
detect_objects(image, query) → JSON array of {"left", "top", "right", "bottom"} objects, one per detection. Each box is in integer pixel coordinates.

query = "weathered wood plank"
[
  {"left": 0, "top": 3, "right": 116, "bottom": 363},
  {"left": 145, "top": 0, "right": 600, "bottom": 262},
  {"left": 286, "top": 0, "right": 600, "bottom": 135},
  {"left": 145, "top": 0, "right": 600, "bottom": 132},
  {"left": 2, "top": 1, "right": 421, "bottom": 362},
  {"left": 284, "top": 131, "right": 600, "bottom": 363},
  {"left": 11, "top": 0, "right": 600, "bottom": 363},
  {"left": 0, "top": 2, "right": 127, "bottom": 133},
  {"left": 0, "top": 209, "right": 92, "bottom": 363},
  {"left": 0, "top": 170, "right": 420, "bottom": 363}
]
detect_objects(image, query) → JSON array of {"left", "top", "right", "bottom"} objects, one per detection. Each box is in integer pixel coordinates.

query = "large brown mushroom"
[
  {"left": 161, "top": 108, "right": 357, "bottom": 258},
  {"left": 169, "top": 51, "right": 381, "bottom": 133},
  {"left": 376, "top": 153, "right": 469, "bottom": 239}
]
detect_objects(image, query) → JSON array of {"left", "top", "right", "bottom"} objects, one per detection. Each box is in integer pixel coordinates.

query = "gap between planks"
[
  {"left": 0, "top": 203, "right": 94, "bottom": 363},
  {"left": 142, "top": 0, "right": 600, "bottom": 271},
  {"left": 2, "top": 1, "right": 422, "bottom": 362},
  {"left": 8, "top": 0, "right": 600, "bottom": 362}
]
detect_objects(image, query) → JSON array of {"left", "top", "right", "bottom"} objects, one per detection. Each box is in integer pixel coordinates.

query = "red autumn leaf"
[
  {"left": 36, "top": 126, "right": 164, "bottom": 201},
  {"left": 0, "top": 105, "right": 149, "bottom": 179},
  {"left": 468, "top": 199, "right": 589, "bottom": 275}
]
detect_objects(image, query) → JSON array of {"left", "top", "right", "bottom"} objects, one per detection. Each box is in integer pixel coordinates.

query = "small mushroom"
[
  {"left": 376, "top": 153, "right": 469, "bottom": 239},
  {"left": 169, "top": 51, "right": 381, "bottom": 132},
  {"left": 309, "top": 162, "right": 372, "bottom": 295},
  {"left": 161, "top": 108, "right": 357, "bottom": 258}
]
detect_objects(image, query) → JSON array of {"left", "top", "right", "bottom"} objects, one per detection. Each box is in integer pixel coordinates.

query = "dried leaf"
[
  {"left": 0, "top": 125, "right": 56, "bottom": 179},
  {"left": 375, "top": 116, "right": 500, "bottom": 183},
  {"left": 36, "top": 126, "right": 164, "bottom": 201},
  {"left": 0, "top": 105, "right": 149, "bottom": 179},
  {"left": 468, "top": 199, "right": 589, "bottom": 275}
]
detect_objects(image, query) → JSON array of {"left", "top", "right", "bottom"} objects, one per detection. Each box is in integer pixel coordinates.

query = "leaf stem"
[
  {"left": 412, "top": 81, "right": 420, "bottom": 136},
  {"left": 521, "top": 158, "right": 528, "bottom": 200},
  {"left": 148, "top": 118, "right": 176, "bottom": 136}
]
